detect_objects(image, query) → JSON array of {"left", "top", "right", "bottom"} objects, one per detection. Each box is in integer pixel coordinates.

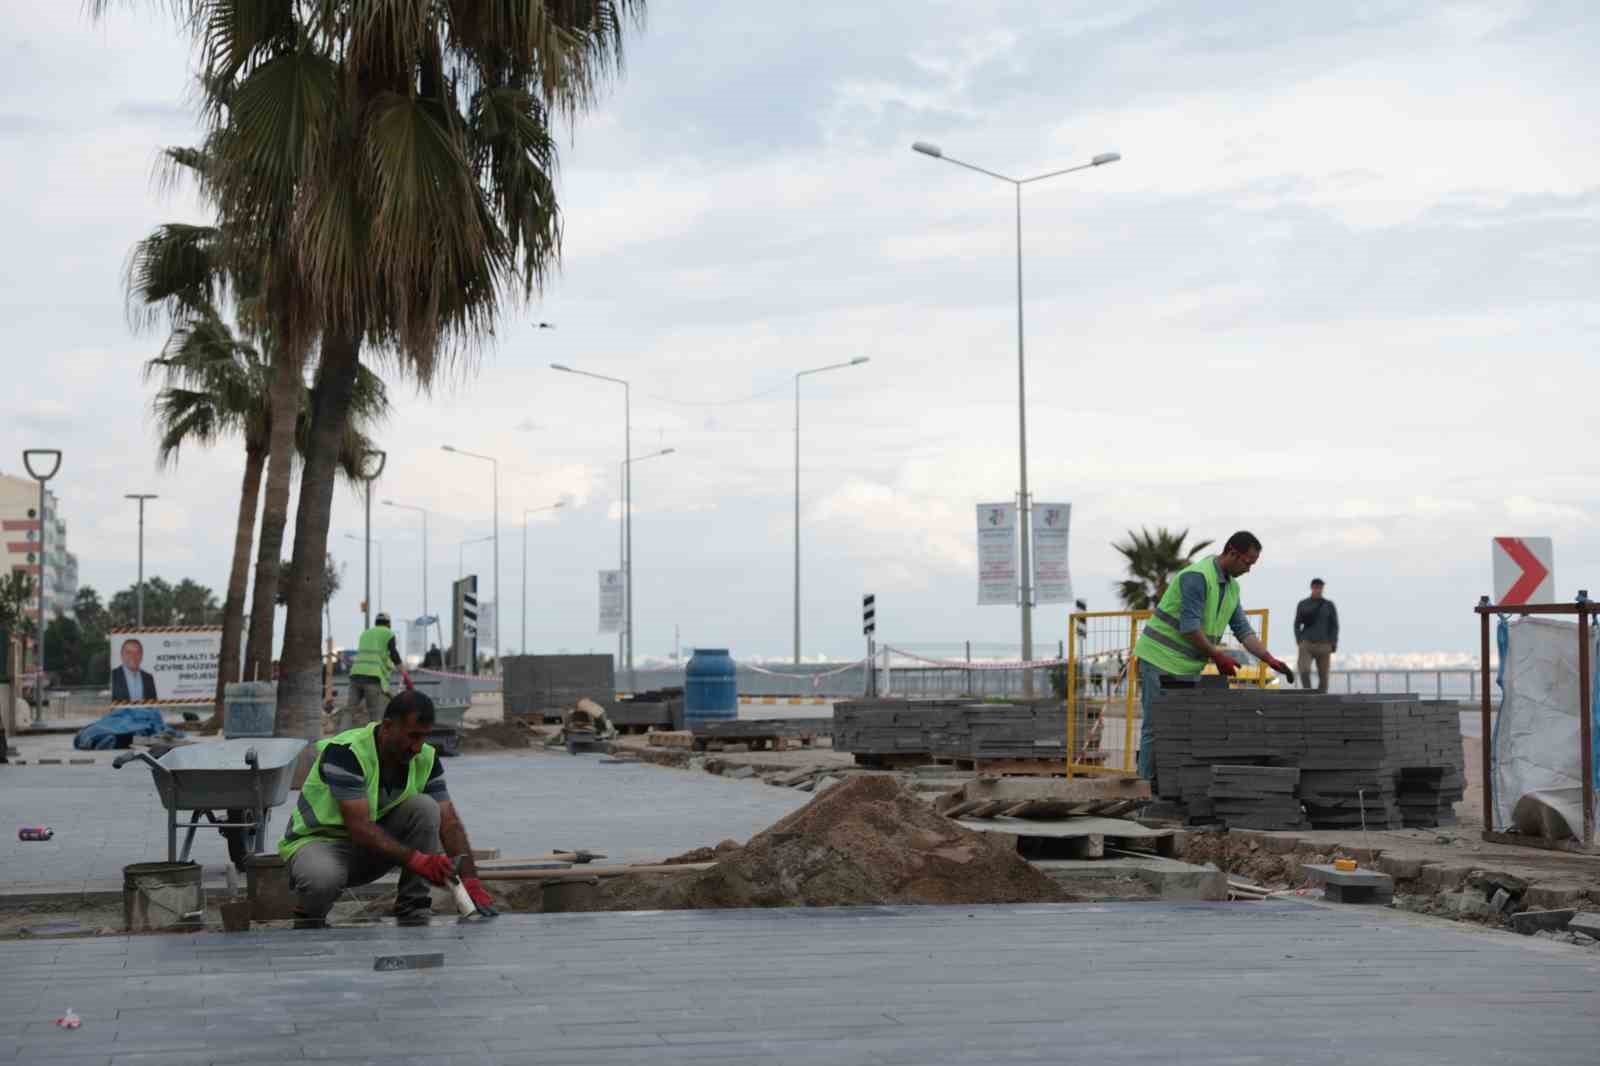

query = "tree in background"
[
  {"left": 172, "top": 579, "right": 222, "bottom": 626},
  {"left": 109, "top": 577, "right": 177, "bottom": 627},
  {"left": 0, "top": 571, "right": 35, "bottom": 685},
  {"left": 1112, "top": 528, "right": 1214, "bottom": 610}
]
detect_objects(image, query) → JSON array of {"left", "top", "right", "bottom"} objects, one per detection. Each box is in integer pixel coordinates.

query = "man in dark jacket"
[{"left": 1293, "top": 578, "right": 1340, "bottom": 693}]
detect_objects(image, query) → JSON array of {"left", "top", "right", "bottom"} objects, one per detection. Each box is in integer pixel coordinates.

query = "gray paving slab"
[
  {"left": 0, "top": 751, "right": 807, "bottom": 894},
  {"left": 2, "top": 902, "right": 1598, "bottom": 1065}
]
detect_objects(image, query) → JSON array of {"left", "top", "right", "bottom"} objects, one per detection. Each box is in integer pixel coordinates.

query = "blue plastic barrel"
[{"left": 684, "top": 648, "right": 737, "bottom": 723}]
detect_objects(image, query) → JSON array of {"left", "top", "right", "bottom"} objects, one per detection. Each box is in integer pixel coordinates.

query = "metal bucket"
[{"left": 123, "top": 861, "right": 204, "bottom": 932}]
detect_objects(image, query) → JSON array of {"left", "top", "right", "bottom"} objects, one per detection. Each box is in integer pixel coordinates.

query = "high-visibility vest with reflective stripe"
[
  {"left": 1133, "top": 557, "right": 1242, "bottom": 676},
  {"left": 278, "top": 724, "right": 437, "bottom": 861},
  {"left": 352, "top": 625, "right": 395, "bottom": 689}
]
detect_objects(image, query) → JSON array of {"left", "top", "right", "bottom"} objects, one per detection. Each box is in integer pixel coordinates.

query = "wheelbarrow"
[{"left": 114, "top": 738, "right": 309, "bottom": 869}]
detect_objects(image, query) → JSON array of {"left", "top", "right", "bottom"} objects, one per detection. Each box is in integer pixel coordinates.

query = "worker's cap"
[
  {"left": 375, "top": 612, "right": 392, "bottom": 625},
  {"left": 1309, "top": 578, "right": 1325, "bottom": 587}
]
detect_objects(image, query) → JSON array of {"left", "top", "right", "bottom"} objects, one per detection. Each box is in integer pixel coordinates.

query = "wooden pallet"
[
  {"left": 647, "top": 731, "right": 695, "bottom": 749},
  {"left": 936, "top": 774, "right": 1151, "bottom": 821}
]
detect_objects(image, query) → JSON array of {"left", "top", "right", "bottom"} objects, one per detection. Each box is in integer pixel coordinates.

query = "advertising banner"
[
  {"left": 1031, "top": 502, "right": 1072, "bottom": 605},
  {"left": 109, "top": 627, "right": 221, "bottom": 705},
  {"left": 976, "top": 503, "right": 1018, "bottom": 606},
  {"left": 599, "top": 570, "right": 626, "bottom": 633}
]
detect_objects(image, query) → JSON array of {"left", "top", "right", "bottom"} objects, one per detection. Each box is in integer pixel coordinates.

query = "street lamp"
[
  {"left": 620, "top": 448, "right": 674, "bottom": 681},
  {"left": 522, "top": 501, "right": 565, "bottom": 654},
  {"left": 124, "top": 494, "right": 158, "bottom": 626},
  {"left": 794, "top": 358, "right": 869, "bottom": 663},
  {"left": 353, "top": 450, "right": 386, "bottom": 630},
  {"left": 382, "top": 499, "right": 430, "bottom": 619},
  {"left": 551, "top": 363, "right": 635, "bottom": 684},
  {"left": 441, "top": 445, "right": 500, "bottom": 659},
  {"left": 457, "top": 533, "right": 494, "bottom": 579},
  {"left": 912, "top": 141, "right": 1119, "bottom": 693},
  {"left": 22, "top": 450, "right": 61, "bottom": 671},
  {"left": 342, "top": 533, "right": 384, "bottom": 617}
]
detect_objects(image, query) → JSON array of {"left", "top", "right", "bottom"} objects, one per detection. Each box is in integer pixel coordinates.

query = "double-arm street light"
[
  {"left": 342, "top": 533, "right": 383, "bottom": 617},
  {"left": 457, "top": 533, "right": 494, "bottom": 579},
  {"left": 793, "top": 358, "right": 869, "bottom": 664},
  {"left": 912, "top": 140, "right": 1120, "bottom": 693},
  {"left": 550, "top": 363, "right": 635, "bottom": 683},
  {"left": 522, "top": 501, "right": 565, "bottom": 654},
  {"left": 381, "top": 499, "right": 430, "bottom": 619},
  {"left": 441, "top": 445, "right": 499, "bottom": 658},
  {"left": 124, "top": 493, "right": 158, "bottom": 627}
]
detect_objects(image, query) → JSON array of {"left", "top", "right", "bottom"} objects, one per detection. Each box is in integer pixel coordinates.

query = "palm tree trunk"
[
  {"left": 205, "top": 442, "right": 266, "bottom": 731},
  {"left": 276, "top": 330, "right": 360, "bottom": 744},
  {"left": 245, "top": 354, "right": 301, "bottom": 686}
]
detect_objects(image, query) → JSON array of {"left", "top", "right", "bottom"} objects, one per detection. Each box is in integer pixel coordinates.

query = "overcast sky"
[{"left": 2, "top": 1, "right": 1595, "bottom": 667}]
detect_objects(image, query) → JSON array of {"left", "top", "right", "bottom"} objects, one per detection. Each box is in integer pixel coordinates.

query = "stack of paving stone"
[
  {"left": 833, "top": 699, "right": 1069, "bottom": 762},
  {"left": 1149, "top": 688, "right": 1463, "bottom": 828},
  {"left": 1396, "top": 766, "right": 1458, "bottom": 827},
  {"left": 1207, "top": 765, "right": 1305, "bottom": 830},
  {"left": 965, "top": 704, "right": 1067, "bottom": 760},
  {"left": 831, "top": 700, "right": 965, "bottom": 758}
]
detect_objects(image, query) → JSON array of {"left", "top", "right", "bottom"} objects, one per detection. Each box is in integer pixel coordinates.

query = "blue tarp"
[{"left": 73, "top": 707, "right": 171, "bottom": 751}]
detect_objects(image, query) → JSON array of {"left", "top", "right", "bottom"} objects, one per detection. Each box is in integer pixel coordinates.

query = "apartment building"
[{"left": 0, "top": 471, "right": 78, "bottom": 619}]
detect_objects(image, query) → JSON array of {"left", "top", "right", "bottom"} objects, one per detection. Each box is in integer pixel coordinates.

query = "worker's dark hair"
[
  {"left": 1223, "top": 530, "right": 1262, "bottom": 555},
  {"left": 383, "top": 688, "right": 435, "bottom": 726}
]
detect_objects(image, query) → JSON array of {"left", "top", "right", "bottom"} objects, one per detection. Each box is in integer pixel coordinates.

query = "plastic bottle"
[
  {"left": 18, "top": 827, "right": 54, "bottom": 842},
  {"left": 55, "top": 1008, "right": 81, "bottom": 1029}
]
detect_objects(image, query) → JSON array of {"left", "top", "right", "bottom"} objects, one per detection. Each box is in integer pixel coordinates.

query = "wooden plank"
[
  {"left": 477, "top": 862, "right": 715, "bottom": 882},
  {"left": 956, "top": 816, "right": 1173, "bottom": 841},
  {"left": 955, "top": 775, "right": 1151, "bottom": 806}
]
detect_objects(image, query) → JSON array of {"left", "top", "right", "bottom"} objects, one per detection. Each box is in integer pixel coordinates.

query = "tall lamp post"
[
  {"left": 794, "top": 358, "right": 869, "bottom": 664},
  {"left": 124, "top": 494, "right": 158, "bottom": 626},
  {"left": 550, "top": 364, "right": 633, "bottom": 682},
  {"left": 22, "top": 450, "right": 61, "bottom": 673},
  {"left": 620, "top": 448, "right": 674, "bottom": 685},
  {"left": 382, "top": 499, "right": 430, "bottom": 620},
  {"left": 342, "top": 533, "right": 384, "bottom": 618},
  {"left": 912, "top": 141, "right": 1120, "bottom": 693},
  {"left": 353, "top": 451, "right": 386, "bottom": 629},
  {"left": 441, "top": 446, "right": 499, "bottom": 659},
  {"left": 457, "top": 533, "right": 494, "bottom": 579},
  {"left": 522, "top": 501, "right": 565, "bottom": 654}
]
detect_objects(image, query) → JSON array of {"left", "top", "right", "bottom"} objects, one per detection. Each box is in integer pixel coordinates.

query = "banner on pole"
[
  {"left": 976, "top": 502, "right": 1018, "bottom": 606},
  {"left": 599, "top": 570, "right": 626, "bottom": 633},
  {"left": 109, "top": 627, "right": 221, "bottom": 705},
  {"left": 477, "top": 602, "right": 497, "bottom": 650},
  {"left": 404, "top": 620, "right": 427, "bottom": 660},
  {"left": 1031, "top": 502, "right": 1072, "bottom": 605}
]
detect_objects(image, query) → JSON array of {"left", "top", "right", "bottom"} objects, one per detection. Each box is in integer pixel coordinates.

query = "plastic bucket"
[
  {"left": 246, "top": 853, "right": 296, "bottom": 921},
  {"left": 123, "top": 861, "right": 204, "bottom": 932},
  {"left": 223, "top": 681, "right": 277, "bottom": 738}
]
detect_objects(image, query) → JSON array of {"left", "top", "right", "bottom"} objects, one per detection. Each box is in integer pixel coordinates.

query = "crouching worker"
[{"left": 278, "top": 689, "right": 497, "bottom": 927}]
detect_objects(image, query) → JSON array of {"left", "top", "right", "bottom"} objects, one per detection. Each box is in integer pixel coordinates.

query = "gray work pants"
[
  {"left": 286, "top": 793, "right": 441, "bottom": 918},
  {"left": 1297, "top": 641, "right": 1333, "bottom": 693},
  {"left": 337, "top": 675, "right": 387, "bottom": 732}
]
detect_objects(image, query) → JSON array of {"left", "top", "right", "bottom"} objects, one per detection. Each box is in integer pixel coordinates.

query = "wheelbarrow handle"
[{"left": 112, "top": 750, "right": 164, "bottom": 772}]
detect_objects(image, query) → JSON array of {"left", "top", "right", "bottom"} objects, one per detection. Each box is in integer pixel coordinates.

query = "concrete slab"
[
  {"left": 3, "top": 903, "right": 1598, "bottom": 1064},
  {"left": 1510, "top": 909, "right": 1576, "bottom": 935},
  {"left": 1033, "top": 855, "right": 1228, "bottom": 900},
  {"left": 958, "top": 816, "right": 1171, "bottom": 840}
]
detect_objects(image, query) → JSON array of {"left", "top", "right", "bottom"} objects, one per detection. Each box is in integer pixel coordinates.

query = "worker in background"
[
  {"left": 339, "top": 611, "right": 405, "bottom": 732},
  {"left": 1294, "top": 577, "right": 1340, "bottom": 693},
  {"left": 1132, "top": 531, "right": 1296, "bottom": 783},
  {"left": 280, "top": 689, "right": 496, "bottom": 927}
]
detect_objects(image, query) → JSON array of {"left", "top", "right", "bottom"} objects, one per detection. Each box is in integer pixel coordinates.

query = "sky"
[{"left": 1, "top": 1, "right": 1596, "bottom": 668}]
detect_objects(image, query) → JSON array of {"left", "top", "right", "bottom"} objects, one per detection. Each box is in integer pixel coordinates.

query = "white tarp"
[
  {"left": 1030, "top": 502, "right": 1072, "bottom": 605},
  {"left": 1493, "top": 616, "right": 1600, "bottom": 838},
  {"left": 976, "top": 502, "right": 1018, "bottom": 606}
]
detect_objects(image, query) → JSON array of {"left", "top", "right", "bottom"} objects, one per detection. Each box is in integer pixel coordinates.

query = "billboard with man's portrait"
[{"left": 109, "top": 628, "right": 222, "bottom": 705}]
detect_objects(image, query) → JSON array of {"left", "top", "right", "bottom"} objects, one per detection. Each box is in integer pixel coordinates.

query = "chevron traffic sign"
[{"left": 1493, "top": 536, "right": 1554, "bottom": 606}]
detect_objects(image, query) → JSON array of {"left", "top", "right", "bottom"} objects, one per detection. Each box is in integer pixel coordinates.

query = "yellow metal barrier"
[{"left": 1065, "top": 607, "right": 1272, "bottom": 778}]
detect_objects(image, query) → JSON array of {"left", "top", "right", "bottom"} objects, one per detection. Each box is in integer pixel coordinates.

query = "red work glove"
[
  {"left": 461, "top": 877, "right": 498, "bottom": 918},
  {"left": 1262, "top": 655, "right": 1296, "bottom": 684},
  {"left": 404, "top": 850, "right": 455, "bottom": 886},
  {"left": 1209, "top": 650, "right": 1240, "bottom": 677}
]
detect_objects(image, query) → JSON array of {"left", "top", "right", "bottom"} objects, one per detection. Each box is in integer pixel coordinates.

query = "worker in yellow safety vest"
[
  {"left": 1131, "top": 531, "right": 1295, "bottom": 783},
  {"left": 338, "top": 612, "right": 406, "bottom": 732}
]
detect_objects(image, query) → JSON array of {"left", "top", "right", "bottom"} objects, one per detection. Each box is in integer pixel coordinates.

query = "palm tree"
[
  {"left": 95, "top": 0, "right": 645, "bottom": 741},
  {"left": 1112, "top": 528, "right": 1215, "bottom": 610}
]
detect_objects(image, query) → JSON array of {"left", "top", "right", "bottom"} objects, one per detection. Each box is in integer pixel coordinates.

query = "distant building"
[{"left": 0, "top": 472, "right": 76, "bottom": 620}]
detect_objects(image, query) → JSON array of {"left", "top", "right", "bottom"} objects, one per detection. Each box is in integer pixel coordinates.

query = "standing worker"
[
  {"left": 339, "top": 611, "right": 406, "bottom": 732},
  {"left": 1131, "top": 531, "right": 1296, "bottom": 783},
  {"left": 1294, "top": 577, "right": 1339, "bottom": 693}
]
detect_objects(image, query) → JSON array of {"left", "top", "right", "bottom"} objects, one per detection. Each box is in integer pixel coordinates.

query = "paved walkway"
[
  {"left": 2, "top": 901, "right": 1597, "bottom": 1065},
  {"left": 1, "top": 750, "right": 808, "bottom": 898}
]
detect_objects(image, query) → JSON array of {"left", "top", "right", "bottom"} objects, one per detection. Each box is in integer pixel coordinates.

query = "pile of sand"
[
  {"left": 457, "top": 720, "right": 538, "bottom": 752},
  {"left": 565, "top": 775, "right": 1073, "bottom": 911}
]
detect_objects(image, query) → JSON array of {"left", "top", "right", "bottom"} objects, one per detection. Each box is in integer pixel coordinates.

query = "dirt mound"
[
  {"left": 663, "top": 839, "right": 743, "bottom": 865},
  {"left": 1181, "top": 832, "right": 1332, "bottom": 887},
  {"left": 580, "top": 775, "right": 1073, "bottom": 911},
  {"left": 457, "top": 720, "right": 537, "bottom": 752}
]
